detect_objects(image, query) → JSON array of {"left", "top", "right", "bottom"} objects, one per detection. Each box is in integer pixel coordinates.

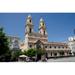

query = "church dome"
[
  {"left": 40, "top": 18, "right": 44, "bottom": 22},
  {"left": 68, "top": 36, "right": 75, "bottom": 41},
  {"left": 68, "top": 37, "right": 73, "bottom": 41},
  {"left": 39, "top": 18, "right": 46, "bottom": 29}
]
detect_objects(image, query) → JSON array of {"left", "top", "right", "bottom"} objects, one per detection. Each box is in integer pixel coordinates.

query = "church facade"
[{"left": 20, "top": 15, "right": 71, "bottom": 57}]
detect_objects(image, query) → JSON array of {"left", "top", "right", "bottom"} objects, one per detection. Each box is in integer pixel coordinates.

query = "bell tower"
[
  {"left": 25, "top": 14, "right": 34, "bottom": 34},
  {"left": 39, "top": 18, "right": 47, "bottom": 35},
  {"left": 24, "top": 14, "right": 34, "bottom": 50}
]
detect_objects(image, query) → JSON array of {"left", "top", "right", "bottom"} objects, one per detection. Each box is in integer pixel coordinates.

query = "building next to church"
[
  {"left": 8, "top": 36, "right": 20, "bottom": 50},
  {"left": 20, "top": 15, "right": 73, "bottom": 57},
  {"left": 68, "top": 36, "right": 75, "bottom": 54}
]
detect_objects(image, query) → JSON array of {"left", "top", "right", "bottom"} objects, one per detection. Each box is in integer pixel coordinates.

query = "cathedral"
[{"left": 20, "top": 15, "right": 72, "bottom": 57}]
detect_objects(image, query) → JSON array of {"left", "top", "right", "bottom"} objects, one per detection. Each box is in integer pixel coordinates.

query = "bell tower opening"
[
  {"left": 29, "top": 28, "right": 32, "bottom": 33},
  {"left": 30, "top": 19, "right": 31, "bottom": 22},
  {"left": 44, "top": 30, "right": 45, "bottom": 35}
]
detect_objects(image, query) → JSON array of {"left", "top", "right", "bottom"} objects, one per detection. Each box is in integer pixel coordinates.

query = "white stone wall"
[
  {"left": 68, "top": 41, "right": 75, "bottom": 52},
  {"left": 8, "top": 36, "right": 20, "bottom": 50},
  {"left": 68, "top": 36, "right": 75, "bottom": 52},
  {"left": 44, "top": 45, "right": 68, "bottom": 51}
]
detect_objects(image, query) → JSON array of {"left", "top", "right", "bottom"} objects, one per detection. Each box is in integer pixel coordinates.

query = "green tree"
[
  {"left": 11, "top": 49, "right": 22, "bottom": 61},
  {"left": 25, "top": 49, "right": 36, "bottom": 58},
  {"left": 0, "top": 27, "right": 11, "bottom": 61},
  {"left": 23, "top": 50, "right": 27, "bottom": 55},
  {"left": 37, "top": 48, "right": 46, "bottom": 55},
  {"left": 36, "top": 48, "right": 46, "bottom": 60},
  {"left": 23, "top": 48, "right": 46, "bottom": 61}
]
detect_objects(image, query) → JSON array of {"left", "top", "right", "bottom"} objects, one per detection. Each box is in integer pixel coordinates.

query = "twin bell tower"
[{"left": 25, "top": 14, "right": 47, "bottom": 36}]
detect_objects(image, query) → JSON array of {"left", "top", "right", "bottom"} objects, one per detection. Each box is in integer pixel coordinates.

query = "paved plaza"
[{"left": 47, "top": 57, "right": 75, "bottom": 62}]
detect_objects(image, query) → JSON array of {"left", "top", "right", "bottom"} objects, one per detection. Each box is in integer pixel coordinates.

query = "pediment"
[{"left": 35, "top": 40, "right": 44, "bottom": 45}]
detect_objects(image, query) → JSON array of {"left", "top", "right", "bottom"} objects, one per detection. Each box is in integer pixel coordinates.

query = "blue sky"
[{"left": 0, "top": 13, "right": 75, "bottom": 42}]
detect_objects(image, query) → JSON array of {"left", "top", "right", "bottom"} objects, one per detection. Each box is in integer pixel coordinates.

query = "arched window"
[
  {"left": 50, "top": 46, "right": 52, "bottom": 48},
  {"left": 58, "top": 46, "right": 60, "bottom": 48},
  {"left": 45, "top": 46, "right": 47, "bottom": 48},
  {"left": 29, "top": 45, "right": 32, "bottom": 48},
  {"left": 62, "top": 46, "right": 64, "bottom": 49},
  {"left": 54, "top": 46, "right": 56, "bottom": 48}
]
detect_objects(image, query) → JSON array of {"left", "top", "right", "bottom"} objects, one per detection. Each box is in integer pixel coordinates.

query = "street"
[{"left": 47, "top": 56, "right": 75, "bottom": 62}]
